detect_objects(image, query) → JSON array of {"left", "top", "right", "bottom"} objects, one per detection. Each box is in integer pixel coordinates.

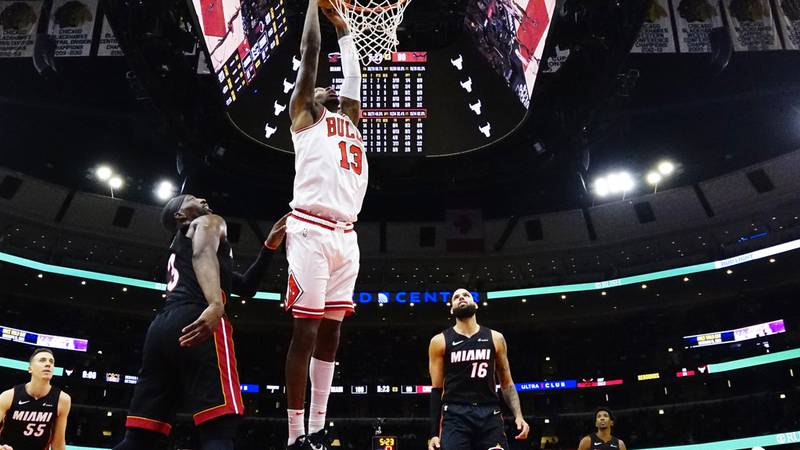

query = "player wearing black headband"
[
  {"left": 577, "top": 408, "right": 627, "bottom": 450},
  {"left": 112, "top": 194, "right": 288, "bottom": 450}
]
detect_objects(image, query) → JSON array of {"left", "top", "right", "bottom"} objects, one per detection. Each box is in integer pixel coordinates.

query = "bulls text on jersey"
[{"left": 326, "top": 117, "right": 363, "bottom": 142}]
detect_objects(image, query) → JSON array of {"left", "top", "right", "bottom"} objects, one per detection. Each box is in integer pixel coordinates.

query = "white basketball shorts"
[{"left": 284, "top": 209, "right": 359, "bottom": 319}]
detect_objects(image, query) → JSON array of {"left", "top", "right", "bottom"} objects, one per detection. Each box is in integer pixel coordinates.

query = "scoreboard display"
[
  {"left": 329, "top": 51, "right": 427, "bottom": 154},
  {"left": 191, "top": 0, "right": 288, "bottom": 105},
  {"left": 373, "top": 436, "right": 398, "bottom": 450}
]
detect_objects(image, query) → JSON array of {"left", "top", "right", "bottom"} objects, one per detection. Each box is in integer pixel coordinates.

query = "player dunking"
[
  {"left": 0, "top": 348, "right": 71, "bottom": 450},
  {"left": 577, "top": 408, "right": 628, "bottom": 450},
  {"left": 112, "top": 195, "right": 287, "bottom": 450},
  {"left": 283, "top": 1, "right": 365, "bottom": 449},
  {"left": 428, "top": 289, "right": 530, "bottom": 450}
]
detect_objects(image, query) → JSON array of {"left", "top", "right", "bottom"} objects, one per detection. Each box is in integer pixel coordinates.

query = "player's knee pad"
[
  {"left": 112, "top": 428, "right": 161, "bottom": 450},
  {"left": 197, "top": 414, "right": 241, "bottom": 443}
]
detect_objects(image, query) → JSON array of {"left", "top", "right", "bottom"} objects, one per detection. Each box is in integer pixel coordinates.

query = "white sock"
[
  {"left": 287, "top": 409, "right": 305, "bottom": 446},
  {"left": 308, "top": 357, "right": 336, "bottom": 434}
]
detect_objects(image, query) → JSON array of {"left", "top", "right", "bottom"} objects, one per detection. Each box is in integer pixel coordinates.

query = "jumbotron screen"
[
  {"left": 223, "top": 0, "right": 556, "bottom": 156},
  {"left": 330, "top": 51, "right": 426, "bottom": 154},
  {"left": 190, "top": 0, "right": 288, "bottom": 105}
]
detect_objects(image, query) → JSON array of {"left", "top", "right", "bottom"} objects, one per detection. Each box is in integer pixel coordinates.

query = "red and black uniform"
[
  {"left": 124, "top": 229, "right": 244, "bottom": 435},
  {"left": 439, "top": 326, "right": 509, "bottom": 450},
  {"left": 0, "top": 384, "right": 60, "bottom": 450}
]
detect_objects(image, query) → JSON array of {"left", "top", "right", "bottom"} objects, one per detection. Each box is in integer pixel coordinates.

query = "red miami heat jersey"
[{"left": 290, "top": 107, "right": 368, "bottom": 223}]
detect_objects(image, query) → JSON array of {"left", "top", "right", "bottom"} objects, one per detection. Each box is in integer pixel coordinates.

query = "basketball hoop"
[{"left": 329, "top": 0, "right": 412, "bottom": 65}]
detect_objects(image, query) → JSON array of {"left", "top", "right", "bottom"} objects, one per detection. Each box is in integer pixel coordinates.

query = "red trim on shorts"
[
  {"left": 292, "top": 109, "right": 327, "bottom": 134},
  {"left": 290, "top": 210, "right": 355, "bottom": 233},
  {"left": 193, "top": 317, "right": 244, "bottom": 425},
  {"left": 293, "top": 312, "right": 327, "bottom": 319},
  {"left": 126, "top": 416, "right": 172, "bottom": 436},
  {"left": 290, "top": 214, "right": 336, "bottom": 231},
  {"left": 295, "top": 208, "right": 339, "bottom": 225}
]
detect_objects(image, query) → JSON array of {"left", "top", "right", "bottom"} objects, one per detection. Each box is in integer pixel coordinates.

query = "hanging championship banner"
[
  {"left": 0, "top": 1, "right": 43, "bottom": 57},
  {"left": 774, "top": 0, "right": 800, "bottom": 49},
  {"left": 96, "top": 14, "right": 121, "bottom": 56},
  {"left": 723, "top": 0, "right": 782, "bottom": 51},
  {"left": 48, "top": 0, "right": 98, "bottom": 57},
  {"left": 632, "top": 0, "right": 677, "bottom": 53},
  {"left": 672, "top": 0, "right": 724, "bottom": 52}
]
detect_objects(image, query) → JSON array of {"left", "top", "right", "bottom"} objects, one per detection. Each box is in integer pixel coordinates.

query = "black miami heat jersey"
[
  {"left": 590, "top": 434, "right": 622, "bottom": 450},
  {"left": 0, "top": 384, "right": 60, "bottom": 450},
  {"left": 442, "top": 326, "right": 499, "bottom": 405},
  {"left": 164, "top": 227, "right": 233, "bottom": 306}
]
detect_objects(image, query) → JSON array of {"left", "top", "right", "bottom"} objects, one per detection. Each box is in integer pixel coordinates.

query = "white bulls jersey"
[{"left": 290, "top": 107, "right": 368, "bottom": 223}]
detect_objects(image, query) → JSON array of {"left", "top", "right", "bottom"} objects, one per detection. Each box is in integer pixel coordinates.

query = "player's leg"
[
  {"left": 284, "top": 216, "right": 331, "bottom": 447},
  {"left": 473, "top": 406, "right": 510, "bottom": 450},
  {"left": 307, "top": 231, "right": 358, "bottom": 447},
  {"left": 196, "top": 414, "right": 242, "bottom": 450},
  {"left": 439, "top": 404, "right": 474, "bottom": 450},
  {"left": 114, "top": 314, "right": 177, "bottom": 449},
  {"left": 181, "top": 305, "right": 244, "bottom": 447}
]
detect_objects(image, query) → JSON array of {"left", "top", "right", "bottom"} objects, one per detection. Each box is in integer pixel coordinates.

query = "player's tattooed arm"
[
  {"left": 51, "top": 391, "right": 71, "bottom": 450},
  {"left": 494, "top": 330, "right": 530, "bottom": 440},
  {"left": 180, "top": 214, "right": 226, "bottom": 347},
  {"left": 290, "top": 0, "right": 322, "bottom": 131}
]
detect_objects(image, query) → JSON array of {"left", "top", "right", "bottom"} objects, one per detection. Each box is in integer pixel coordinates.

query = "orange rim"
[{"left": 334, "top": 0, "right": 408, "bottom": 14}]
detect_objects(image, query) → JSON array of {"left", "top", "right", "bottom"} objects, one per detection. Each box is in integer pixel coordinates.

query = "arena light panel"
[
  {"left": 0, "top": 251, "right": 281, "bottom": 301},
  {"left": 0, "top": 356, "right": 64, "bottom": 376},
  {"left": 705, "top": 348, "right": 800, "bottom": 374},
  {"left": 487, "top": 237, "right": 800, "bottom": 299},
  {"left": 61, "top": 430, "right": 800, "bottom": 450},
  {"left": 1, "top": 237, "right": 799, "bottom": 303},
  {"left": 637, "top": 429, "right": 800, "bottom": 450}
]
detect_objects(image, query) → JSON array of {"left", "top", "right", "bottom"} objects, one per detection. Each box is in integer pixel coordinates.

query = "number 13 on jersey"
[{"left": 339, "top": 141, "right": 364, "bottom": 175}]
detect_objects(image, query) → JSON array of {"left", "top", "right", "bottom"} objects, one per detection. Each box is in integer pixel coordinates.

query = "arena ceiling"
[{"left": 0, "top": 0, "right": 798, "bottom": 221}]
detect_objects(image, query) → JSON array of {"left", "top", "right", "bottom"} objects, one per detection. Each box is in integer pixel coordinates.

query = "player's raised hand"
[
  {"left": 179, "top": 303, "right": 224, "bottom": 347},
  {"left": 320, "top": 0, "right": 347, "bottom": 30},
  {"left": 427, "top": 436, "right": 441, "bottom": 450},
  {"left": 265, "top": 213, "right": 290, "bottom": 250},
  {"left": 514, "top": 416, "right": 530, "bottom": 440}
]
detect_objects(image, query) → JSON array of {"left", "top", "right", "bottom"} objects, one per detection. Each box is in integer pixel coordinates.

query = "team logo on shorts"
[{"left": 285, "top": 272, "right": 304, "bottom": 310}]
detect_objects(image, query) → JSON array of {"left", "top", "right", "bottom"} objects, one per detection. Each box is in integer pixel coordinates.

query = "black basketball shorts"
[
  {"left": 124, "top": 302, "right": 244, "bottom": 435},
  {"left": 439, "top": 403, "right": 509, "bottom": 450}
]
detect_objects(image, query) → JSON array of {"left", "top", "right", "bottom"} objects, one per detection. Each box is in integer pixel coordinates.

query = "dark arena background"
[{"left": 1, "top": 0, "right": 800, "bottom": 449}]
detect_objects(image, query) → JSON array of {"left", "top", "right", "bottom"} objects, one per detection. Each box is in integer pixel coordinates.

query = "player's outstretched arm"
[
  {"left": 322, "top": 6, "right": 361, "bottom": 126},
  {"left": 493, "top": 330, "right": 530, "bottom": 440},
  {"left": 180, "top": 214, "right": 226, "bottom": 347},
  {"left": 577, "top": 436, "right": 592, "bottom": 450},
  {"left": 230, "top": 213, "right": 289, "bottom": 298},
  {"left": 50, "top": 391, "right": 71, "bottom": 450},
  {"left": 428, "top": 334, "right": 445, "bottom": 450},
  {"left": 290, "top": 0, "right": 322, "bottom": 131}
]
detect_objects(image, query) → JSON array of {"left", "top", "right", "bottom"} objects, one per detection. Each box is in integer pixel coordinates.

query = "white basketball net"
[{"left": 330, "top": 0, "right": 412, "bottom": 65}]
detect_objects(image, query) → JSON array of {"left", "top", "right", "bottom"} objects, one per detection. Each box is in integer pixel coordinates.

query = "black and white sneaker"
[
  {"left": 287, "top": 435, "right": 312, "bottom": 450},
  {"left": 307, "top": 429, "right": 331, "bottom": 450}
]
